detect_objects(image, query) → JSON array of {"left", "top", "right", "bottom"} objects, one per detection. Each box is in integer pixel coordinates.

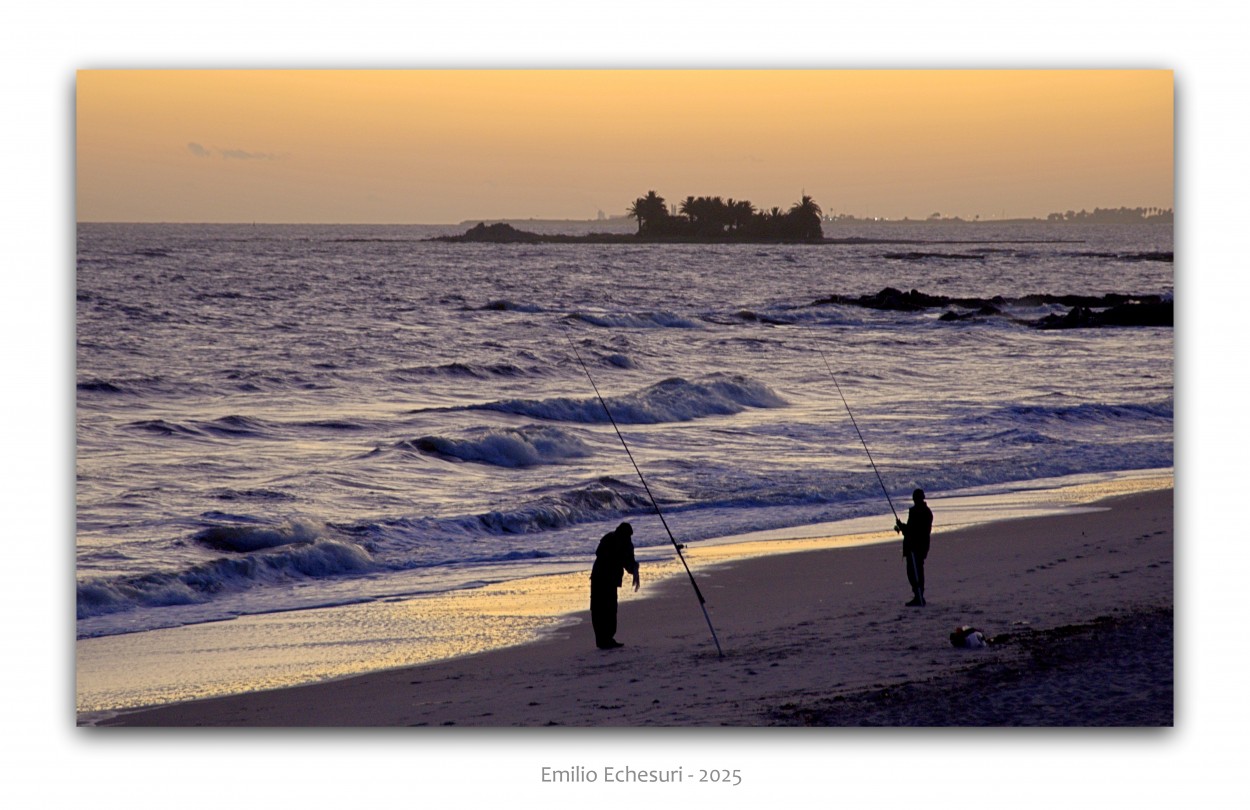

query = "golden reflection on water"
[
  {"left": 314, "top": 471, "right": 1176, "bottom": 667},
  {"left": 1045, "top": 473, "right": 1173, "bottom": 503}
]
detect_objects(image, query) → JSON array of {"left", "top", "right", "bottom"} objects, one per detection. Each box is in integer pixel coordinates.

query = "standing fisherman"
[
  {"left": 590, "top": 522, "right": 640, "bottom": 649},
  {"left": 895, "top": 489, "right": 933, "bottom": 606}
]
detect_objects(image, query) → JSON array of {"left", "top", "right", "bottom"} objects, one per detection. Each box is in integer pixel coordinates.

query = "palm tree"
[
  {"left": 627, "top": 190, "right": 668, "bottom": 235},
  {"left": 626, "top": 197, "right": 646, "bottom": 234},
  {"left": 788, "top": 195, "right": 824, "bottom": 240},
  {"left": 678, "top": 196, "right": 700, "bottom": 233},
  {"left": 727, "top": 199, "right": 755, "bottom": 234}
]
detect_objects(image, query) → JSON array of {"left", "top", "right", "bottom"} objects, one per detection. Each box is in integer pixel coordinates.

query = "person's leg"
[
  {"left": 591, "top": 584, "right": 619, "bottom": 647},
  {"left": 604, "top": 588, "right": 618, "bottom": 644},
  {"left": 590, "top": 583, "right": 611, "bottom": 647},
  {"left": 905, "top": 554, "right": 924, "bottom": 606},
  {"left": 915, "top": 555, "right": 926, "bottom": 604}
]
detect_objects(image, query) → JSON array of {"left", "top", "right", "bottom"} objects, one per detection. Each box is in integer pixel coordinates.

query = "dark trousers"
[
  {"left": 590, "top": 581, "right": 618, "bottom": 647},
  {"left": 906, "top": 551, "right": 926, "bottom": 596}
]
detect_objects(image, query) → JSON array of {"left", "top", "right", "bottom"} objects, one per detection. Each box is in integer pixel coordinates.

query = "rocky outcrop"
[
  {"left": 440, "top": 222, "right": 544, "bottom": 243},
  {"left": 810, "top": 287, "right": 1172, "bottom": 329},
  {"left": 1031, "top": 300, "right": 1173, "bottom": 329}
]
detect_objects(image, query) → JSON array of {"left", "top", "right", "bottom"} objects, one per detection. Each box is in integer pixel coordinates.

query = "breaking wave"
[
  {"left": 405, "top": 425, "right": 594, "bottom": 468},
  {"left": 571, "top": 310, "right": 704, "bottom": 329},
  {"left": 193, "top": 518, "right": 324, "bottom": 552},
  {"left": 469, "top": 373, "right": 788, "bottom": 424},
  {"left": 77, "top": 535, "right": 376, "bottom": 620}
]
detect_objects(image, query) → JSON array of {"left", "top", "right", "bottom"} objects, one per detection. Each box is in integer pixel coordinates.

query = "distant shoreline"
[
  {"left": 431, "top": 221, "right": 1095, "bottom": 246},
  {"left": 458, "top": 216, "right": 1171, "bottom": 228},
  {"left": 74, "top": 219, "right": 1173, "bottom": 230}
]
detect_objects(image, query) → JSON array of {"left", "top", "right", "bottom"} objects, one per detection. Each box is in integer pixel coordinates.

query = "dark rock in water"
[
  {"left": 1119, "top": 251, "right": 1173, "bottom": 263},
  {"left": 814, "top": 287, "right": 1010, "bottom": 313},
  {"left": 1100, "top": 300, "right": 1173, "bottom": 326},
  {"left": 445, "top": 222, "right": 544, "bottom": 243},
  {"left": 1015, "top": 292, "right": 1166, "bottom": 309},
  {"left": 860, "top": 287, "right": 948, "bottom": 311},
  {"left": 1033, "top": 306, "right": 1100, "bottom": 329},
  {"left": 1031, "top": 300, "right": 1173, "bottom": 329},
  {"left": 814, "top": 287, "right": 955, "bottom": 311},
  {"left": 810, "top": 287, "right": 1170, "bottom": 329}
]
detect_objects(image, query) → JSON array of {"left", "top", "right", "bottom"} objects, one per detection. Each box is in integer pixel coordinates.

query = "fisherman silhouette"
[
  {"left": 590, "top": 522, "right": 640, "bottom": 649},
  {"left": 895, "top": 488, "right": 933, "bottom": 606}
]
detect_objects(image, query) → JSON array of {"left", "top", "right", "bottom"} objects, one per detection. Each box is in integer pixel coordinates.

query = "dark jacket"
[
  {"left": 590, "top": 528, "right": 639, "bottom": 587},
  {"left": 900, "top": 502, "right": 933, "bottom": 559}
]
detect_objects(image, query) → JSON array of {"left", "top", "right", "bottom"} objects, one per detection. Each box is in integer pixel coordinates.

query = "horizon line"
[{"left": 77, "top": 211, "right": 1175, "bottom": 227}]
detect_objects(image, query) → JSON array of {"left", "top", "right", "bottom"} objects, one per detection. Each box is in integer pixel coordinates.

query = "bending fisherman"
[
  {"left": 895, "top": 488, "right": 933, "bottom": 607},
  {"left": 590, "top": 522, "right": 641, "bottom": 649}
]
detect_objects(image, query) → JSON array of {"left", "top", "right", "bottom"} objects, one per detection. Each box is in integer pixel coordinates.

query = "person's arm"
[{"left": 624, "top": 542, "right": 639, "bottom": 591}]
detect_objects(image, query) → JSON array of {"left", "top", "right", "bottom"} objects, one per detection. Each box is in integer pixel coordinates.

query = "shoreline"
[
  {"left": 76, "top": 469, "right": 1170, "bottom": 716},
  {"left": 91, "top": 485, "right": 1172, "bottom": 727}
]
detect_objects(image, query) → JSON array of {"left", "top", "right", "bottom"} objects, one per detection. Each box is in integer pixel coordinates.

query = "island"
[{"left": 432, "top": 192, "right": 1173, "bottom": 245}]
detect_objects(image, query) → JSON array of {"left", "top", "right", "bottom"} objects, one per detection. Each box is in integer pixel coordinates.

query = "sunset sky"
[{"left": 76, "top": 70, "right": 1173, "bottom": 224}]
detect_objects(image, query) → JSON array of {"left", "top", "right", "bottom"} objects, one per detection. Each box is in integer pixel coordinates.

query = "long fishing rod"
[
  {"left": 811, "top": 343, "right": 900, "bottom": 523},
  {"left": 563, "top": 329, "right": 724, "bottom": 658}
]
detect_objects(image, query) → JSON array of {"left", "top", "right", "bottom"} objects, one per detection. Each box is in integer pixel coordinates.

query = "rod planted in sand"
[{"left": 562, "top": 328, "right": 724, "bottom": 658}]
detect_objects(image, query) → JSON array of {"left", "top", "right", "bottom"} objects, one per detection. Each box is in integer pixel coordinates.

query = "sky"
[{"left": 76, "top": 69, "right": 1174, "bottom": 224}]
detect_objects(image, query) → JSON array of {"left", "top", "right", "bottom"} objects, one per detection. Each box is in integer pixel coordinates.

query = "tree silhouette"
[
  {"left": 628, "top": 190, "right": 670, "bottom": 235},
  {"left": 1046, "top": 206, "right": 1173, "bottom": 224},
  {"left": 787, "top": 195, "right": 824, "bottom": 239},
  {"left": 728, "top": 199, "right": 755, "bottom": 234},
  {"left": 630, "top": 190, "right": 824, "bottom": 240}
]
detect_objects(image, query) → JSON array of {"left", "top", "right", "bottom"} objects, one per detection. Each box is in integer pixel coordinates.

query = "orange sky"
[{"left": 76, "top": 70, "right": 1173, "bottom": 223}]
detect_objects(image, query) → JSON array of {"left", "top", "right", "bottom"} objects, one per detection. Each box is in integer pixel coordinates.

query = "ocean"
[{"left": 75, "top": 220, "right": 1173, "bottom": 711}]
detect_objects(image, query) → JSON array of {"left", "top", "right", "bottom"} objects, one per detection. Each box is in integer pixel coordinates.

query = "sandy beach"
[{"left": 96, "top": 487, "right": 1172, "bottom": 727}]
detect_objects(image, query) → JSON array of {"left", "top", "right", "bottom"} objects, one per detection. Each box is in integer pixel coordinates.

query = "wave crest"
[
  {"left": 76, "top": 537, "right": 375, "bottom": 620},
  {"left": 407, "top": 425, "right": 593, "bottom": 468},
  {"left": 194, "top": 518, "right": 324, "bottom": 552},
  {"left": 476, "top": 481, "right": 655, "bottom": 534},
  {"left": 471, "top": 373, "right": 788, "bottom": 424},
  {"left": 571, "top": 310, "right": 704, "bottom": 329}
]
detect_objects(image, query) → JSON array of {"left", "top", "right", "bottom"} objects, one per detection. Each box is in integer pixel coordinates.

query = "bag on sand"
[{"left": 950, "top": 625, "right": 987, "bottom": 648}]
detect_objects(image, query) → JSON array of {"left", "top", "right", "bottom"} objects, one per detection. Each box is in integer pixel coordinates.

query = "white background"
[{"left": 4, "top": 2, "right": 1243, "bottom": 807}]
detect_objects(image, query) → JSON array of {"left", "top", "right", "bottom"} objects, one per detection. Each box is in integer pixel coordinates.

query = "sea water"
[{"left": 76, "top": 221, "right": 1173, "bottom": 710}]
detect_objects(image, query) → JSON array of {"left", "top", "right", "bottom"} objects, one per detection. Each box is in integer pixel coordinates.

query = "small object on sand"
[{"left": 950, "top": 625, "right": 987, "bottom": 648}]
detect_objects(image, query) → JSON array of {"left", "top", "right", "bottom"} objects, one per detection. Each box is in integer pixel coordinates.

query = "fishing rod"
[
  {"left": 810, "top": 343, "right": 900, "bottom": 524},
  {"left": 562, "top": 328, "right": 724, "bottom": 658}
]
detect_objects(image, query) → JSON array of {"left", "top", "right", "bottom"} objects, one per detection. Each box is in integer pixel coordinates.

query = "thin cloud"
[
  {"left": 186, "top": 143, "right": 286, "bottom": 160},
  {"left": 219, "top": 148, "right": 284, "bottom": 161}
]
